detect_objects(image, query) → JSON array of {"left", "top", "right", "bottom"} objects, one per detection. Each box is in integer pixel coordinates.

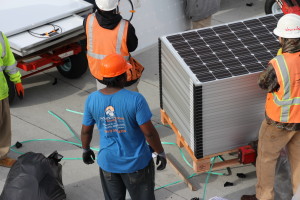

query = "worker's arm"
[
  {"left": 81, "top": 124, "right": 96, "bottom": 164},
  {"left": 140, "top": 120, "right": 167, "bottom": 170},
  {"left": 136, "top": 94, "right": 166, "bottom": 170},
  {"left": 81, "top": 124, "right": 94, "bottom": 149},
  {"left": 81, "top": 96, "right": 96, "bottom": 165},
  {"left": 258, "top": 47, "right": 283, "bottom": 93},
  {"left": 2, "top": 32, "right": 21, "bottom": 84},
  {"left": 258, "top": 64, "right": 279, "bottom": 93},
  {"left": 127, "top": 22, "right": 138, "bottom": 52},
  {"left": 140, "top": 120, "right": 164, "bottom": 154},
  {"left": 1, "top": 32, "right": 24, "bottom": 98}
]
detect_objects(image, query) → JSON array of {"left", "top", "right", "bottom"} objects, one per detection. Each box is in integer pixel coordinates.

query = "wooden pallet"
[{"left": 160, "top": 109, "right": 241, "bottom": 173}]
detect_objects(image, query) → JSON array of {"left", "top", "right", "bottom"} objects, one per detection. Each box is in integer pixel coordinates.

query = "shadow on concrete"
[
  {"left": 11, "top": 69, "right": 96, "bottom": 108},
  {"left": 224, "top": 185, "right": 256, "bottom": 200}
]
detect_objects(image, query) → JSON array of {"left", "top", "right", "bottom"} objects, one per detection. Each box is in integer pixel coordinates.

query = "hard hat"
[
  {"left": 273, "top": 13, "right": 300, "bottom": 38},
  {"left": 99, "top": 54, "right": 132, "bottom": 78},
  {"left": 95, "top": 0, "right": 119, "bottom": 11}
]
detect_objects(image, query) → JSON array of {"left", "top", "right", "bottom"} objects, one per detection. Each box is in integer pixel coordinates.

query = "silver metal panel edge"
[
  {"left": 161, "top": 42, "right": 195, "bottom": 151},
  {"left": 11, "top": 31, "right": 84, "bottom": 56},
  {"left": 201, "top": 73, "right": 265, "bottom": 155}
]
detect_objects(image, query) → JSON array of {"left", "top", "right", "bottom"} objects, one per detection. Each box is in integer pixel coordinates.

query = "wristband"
[
  {"left": 83, "top": 148, "right": 91, "bottom": 153},
  {"left": 158, "top": 151, "right": 166, "bottom": 158}
]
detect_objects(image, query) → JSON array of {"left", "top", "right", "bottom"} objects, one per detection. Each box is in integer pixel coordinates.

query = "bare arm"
[
  {"left": 81, "top": 124, "right": 94, "bottom": 149},
  {"left": 140, "top": 120, "right": 164, "bottom": 154}
]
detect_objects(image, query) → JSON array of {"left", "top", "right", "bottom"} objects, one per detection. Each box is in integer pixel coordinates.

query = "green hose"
[
  {"left": 10, "top": 138, "right": 99, "bottom": 160},
  {"left": 202, "top": 157, "right": 216, "bottom": 200},
  {"left": 66, "top": 109, "right": 83, "bottom": 115},
  {"left": 48, "top": 111, "right": 81, "bottom": 143},
  {"left": 10, "top": 109, "right": 227, "bottom": 197}
]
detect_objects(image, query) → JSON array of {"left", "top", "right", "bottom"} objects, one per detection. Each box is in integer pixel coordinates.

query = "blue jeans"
[{"left": 99, "top": 159, "right": 155, "bottom": 200}]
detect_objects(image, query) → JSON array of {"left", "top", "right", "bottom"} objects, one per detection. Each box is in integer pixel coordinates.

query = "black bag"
[{"left": 0, "top": 151, "right": 66, "bottom": 200}]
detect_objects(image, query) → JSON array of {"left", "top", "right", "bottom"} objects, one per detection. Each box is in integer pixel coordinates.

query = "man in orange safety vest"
[
  {"left": 241, "top": 13, "right": 300, "bottom": 200},
  {"left": 84, "top": 0, "right": 142, "bottom": 92}
]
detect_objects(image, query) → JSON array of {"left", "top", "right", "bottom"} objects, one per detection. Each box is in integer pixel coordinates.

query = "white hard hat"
[
  {"left": 274, "top": 14, "right": 300, "bottom": 38},
  {"left": 95, "top": 0, "right": 119, "bottom": 11}
]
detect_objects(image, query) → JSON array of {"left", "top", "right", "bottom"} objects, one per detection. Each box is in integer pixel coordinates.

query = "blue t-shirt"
[{"left": 82, "top": 89, "right": 153, "bottom": 173}]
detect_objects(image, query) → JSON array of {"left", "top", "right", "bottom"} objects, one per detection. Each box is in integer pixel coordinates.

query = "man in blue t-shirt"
[{"left": 81, "top": 53, "right": 167, "bottom": 200}]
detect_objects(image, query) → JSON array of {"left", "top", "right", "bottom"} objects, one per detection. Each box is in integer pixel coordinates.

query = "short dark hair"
[{"left": 97, "top": 73, "right": 126, "bottom": 87}]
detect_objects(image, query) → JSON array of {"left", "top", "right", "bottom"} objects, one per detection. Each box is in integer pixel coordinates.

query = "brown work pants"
[
  {"left": 256, "top": 119, "right": 300, "bottom": 200},
  {"left": 0, "top": 98, "right": 11, "bottom": 159}
]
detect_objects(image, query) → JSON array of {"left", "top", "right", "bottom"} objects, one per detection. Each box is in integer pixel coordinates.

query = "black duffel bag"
[{"left": 0, "top": 151, "right": 66, "bottom": 200}]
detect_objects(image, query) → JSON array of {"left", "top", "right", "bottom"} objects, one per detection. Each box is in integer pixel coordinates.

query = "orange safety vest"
[
  {"left": 86, "top": 13, "right": 142, "bottom": 81},
  {"left": 265, "top": 52, "right": 300, "bottom": 123}
]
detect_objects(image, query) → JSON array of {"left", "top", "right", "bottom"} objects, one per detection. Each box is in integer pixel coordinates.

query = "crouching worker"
[
  {"left": 0, "top": 31, "right": 24, "bottom": 168},
  {"left": 80, "top": 53, "right": 167, "bottom": 200}
]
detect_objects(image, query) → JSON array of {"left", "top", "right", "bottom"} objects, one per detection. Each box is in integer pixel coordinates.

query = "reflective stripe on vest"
[
  {"left": 1, "top": 62, "right": 18, "bottom": 74},
  {"left": 0, "top": 32, "right": 17, "bottom": 73},
  {"left": 272, "top": 55, "right": 300, "bottom": 122},
  {"left": 0, "top": 32, "right": 6, "bottom": 59},
  {"left": 87, "top": 13, "right": 129, "bottom": 60}
]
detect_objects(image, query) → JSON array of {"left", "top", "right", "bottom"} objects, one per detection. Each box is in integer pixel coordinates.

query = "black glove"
[
  {"left": 156, "top": 151, "right": 167, "bottom": 170},
  {"left": 82, "top": 149, "right": 95, "bottom": 164}
]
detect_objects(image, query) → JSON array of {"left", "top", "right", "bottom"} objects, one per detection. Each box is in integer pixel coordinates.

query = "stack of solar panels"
[{"left": 159, "top": 14, "right": 283, "bottom": 159}]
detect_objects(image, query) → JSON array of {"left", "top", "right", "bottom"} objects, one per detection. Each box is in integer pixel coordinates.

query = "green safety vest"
[{"left": 0, "top": 31, "right": 21, "bottom": 100}]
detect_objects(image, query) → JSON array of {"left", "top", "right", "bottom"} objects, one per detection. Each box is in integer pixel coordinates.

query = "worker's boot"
[
  {"left": 0, "top": 157, "right": 16, "bottom": 168},
  {"left": 241, "top": 195, "right": 258, "bottom": 200}
]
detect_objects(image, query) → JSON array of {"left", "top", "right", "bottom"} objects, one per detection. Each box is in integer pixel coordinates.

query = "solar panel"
[
  {"left": 159, "top": 14, "right": 284, "bottom": 159},
  {"left": 165, "top": 14, "right": 282, "bottom": 83}
]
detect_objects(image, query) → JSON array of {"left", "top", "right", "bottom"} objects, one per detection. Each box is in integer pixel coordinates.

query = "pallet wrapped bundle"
[{"left": 159, "top": 13, "right": 283, "bottom": 172}]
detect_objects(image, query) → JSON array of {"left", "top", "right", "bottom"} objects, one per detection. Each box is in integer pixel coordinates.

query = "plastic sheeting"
[
  {"left": 274, "top": 148, "right": 293, "bottom": 200},
  {"left": 0, "top": 151, "right": 66, "bottom": 200},
  {"left": 292, "top": 186, "right": 300, "bottom": 200}
]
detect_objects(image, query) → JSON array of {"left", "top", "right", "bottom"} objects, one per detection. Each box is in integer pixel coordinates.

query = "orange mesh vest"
[
  {"left": 265, "top": 52, "right": 300, "bottom": 123},
  {"left": 86, "top": 13, "right": 130, "bottom": 80}
]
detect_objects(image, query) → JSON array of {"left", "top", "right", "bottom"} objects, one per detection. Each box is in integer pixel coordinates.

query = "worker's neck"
[{"left": 100, "top": 86, "right": 123, "bottom": 95}]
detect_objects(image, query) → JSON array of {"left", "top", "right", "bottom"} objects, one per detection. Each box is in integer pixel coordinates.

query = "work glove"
[
  {"left": 15, "top": 83, "right": 24, "bottom": 99},
  {"left": 156, "top": 151, "right": 167, "bottom": 170},
  {"left": 82, "top": 148, "right": 95, "bottom": 165},
  {"left": 277, "top": 48, "right": 283, "bottom": 55}
]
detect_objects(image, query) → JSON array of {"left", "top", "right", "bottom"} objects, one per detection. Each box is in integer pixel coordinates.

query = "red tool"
[{"left": 238, "top": 145, "right": 256, "bottom": 164}]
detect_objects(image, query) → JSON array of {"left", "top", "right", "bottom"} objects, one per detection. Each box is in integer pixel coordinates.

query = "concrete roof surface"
[{"left": 1, "top": 1, "right": 277, "bottom": 199}]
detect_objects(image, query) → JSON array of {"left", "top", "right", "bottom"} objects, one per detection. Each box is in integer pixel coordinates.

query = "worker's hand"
[
  {"left": 82, "top": 149, "right": 95, "bottom": 165},
  {"left": 15, "top": 83, "right": 24, "bottom": 99},
  {"left": 156, "top": 151, "right": 167, "bottom": 170}
]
